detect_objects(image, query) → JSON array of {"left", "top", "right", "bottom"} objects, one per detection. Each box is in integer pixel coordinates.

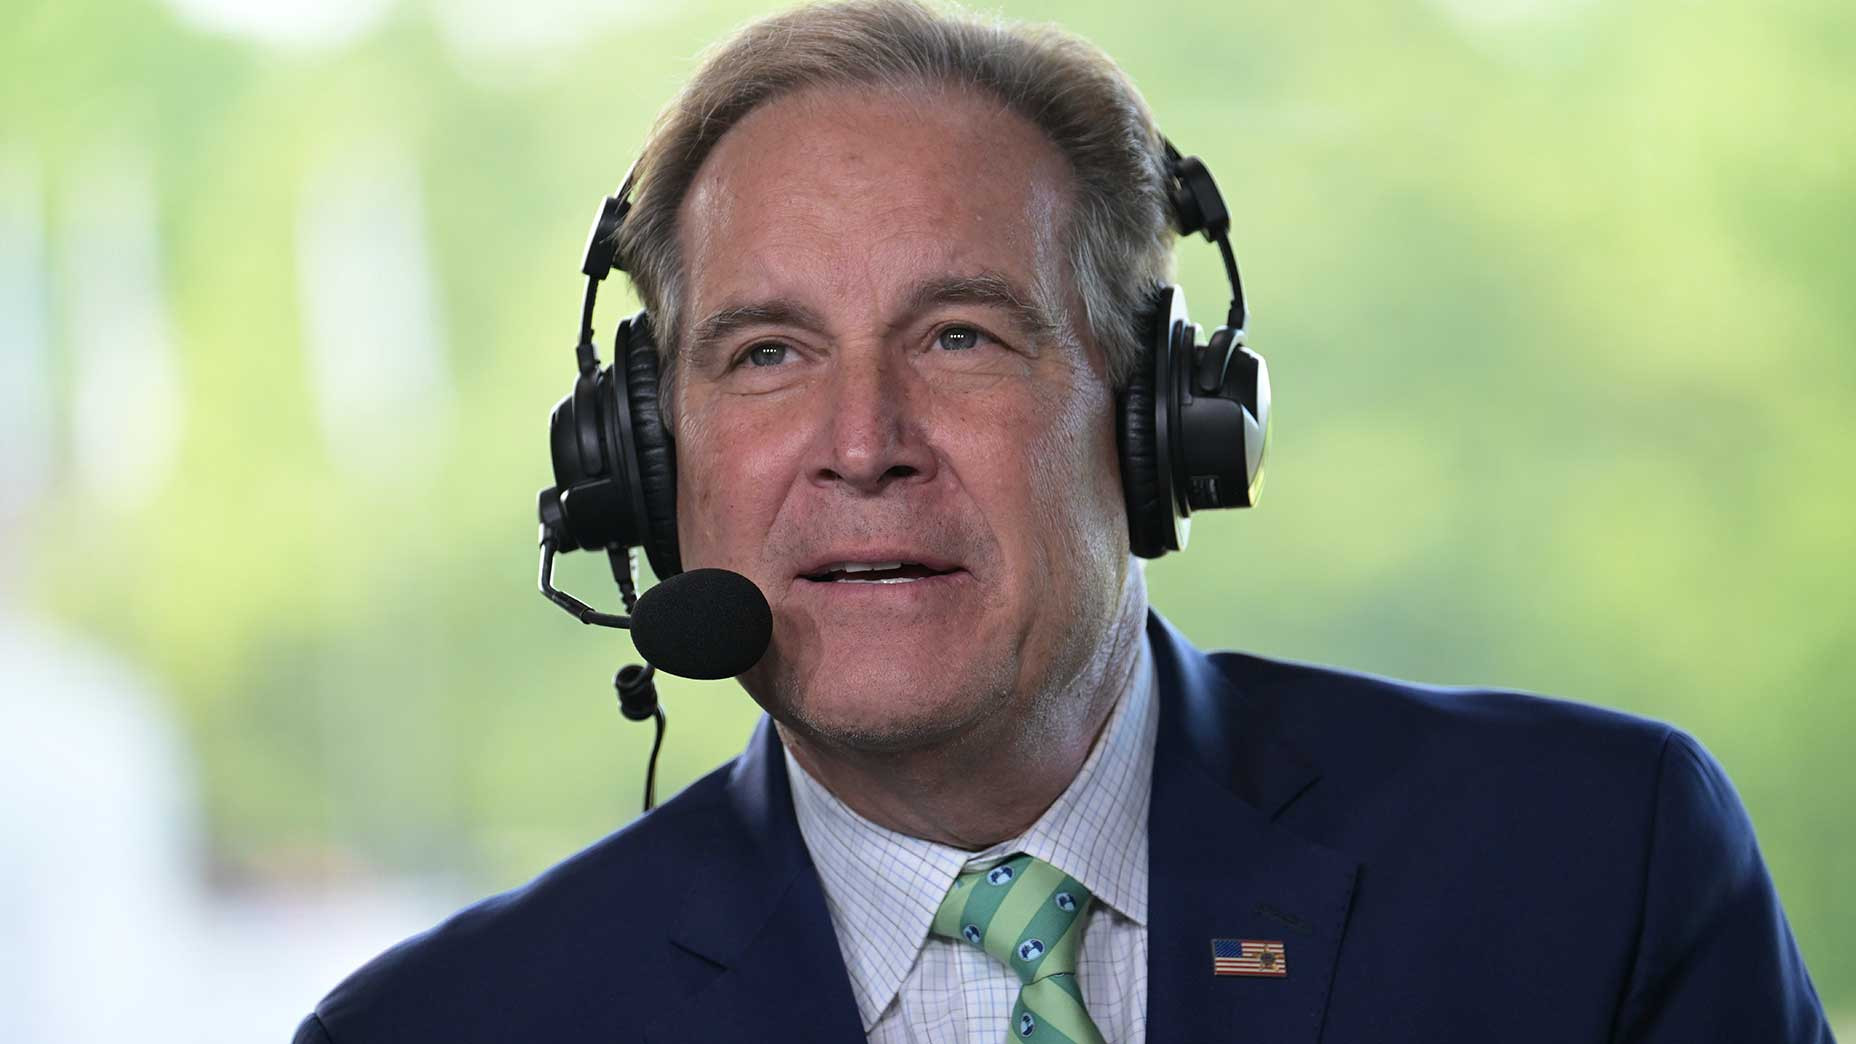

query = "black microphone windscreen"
[{"left": 630, "top": 568, "right": 773, "bottom": 680}]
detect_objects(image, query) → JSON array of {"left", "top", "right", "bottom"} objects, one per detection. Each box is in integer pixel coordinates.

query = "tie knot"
[{"left": 930, "top": 853, "right": 1094, "bottom": 985}]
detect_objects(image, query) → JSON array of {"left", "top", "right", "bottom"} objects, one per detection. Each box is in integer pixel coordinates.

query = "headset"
[
  {"left": 538, "top": 137, "right": 1271, "bottom": 590},
  {"left": 533, "top": 137, "right": 1271, "bottom": 811}
]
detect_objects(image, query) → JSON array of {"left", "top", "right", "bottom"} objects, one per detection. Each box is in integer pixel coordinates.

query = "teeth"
[
  {"left": 803, "top": 560, "right": 945, "bottom": 584},
  {"left": 831, "top": 562, "right": 904, "bottom": 573}
]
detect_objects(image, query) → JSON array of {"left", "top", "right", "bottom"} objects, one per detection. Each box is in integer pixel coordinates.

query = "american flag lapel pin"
[{"left": 1212, "top": 938, "right": 1288, "bottom": 977}]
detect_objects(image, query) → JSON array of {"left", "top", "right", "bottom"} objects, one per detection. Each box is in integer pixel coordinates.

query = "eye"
[
  {"left": 936, "top": 325, "right": 983, "bottom": 351},
  {"left": 744, "top": 343, "right": 788, "bottom": 367}
]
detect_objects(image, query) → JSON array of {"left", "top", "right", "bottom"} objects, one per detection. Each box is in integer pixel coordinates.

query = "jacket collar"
[{"left": 1146, "top": 612, "right": 1361, "bottom": 1044}]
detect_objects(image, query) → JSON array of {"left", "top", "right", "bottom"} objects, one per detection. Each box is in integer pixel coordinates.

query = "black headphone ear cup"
[
  {"left": 1119, "top": 291, "right": 1171, "bottom": 559},
  {"left": 570, "top": 370, "right": 604, "bottom": 482},
  {"left": 620, "top": 314, "right": 683, "bottom": 578}
]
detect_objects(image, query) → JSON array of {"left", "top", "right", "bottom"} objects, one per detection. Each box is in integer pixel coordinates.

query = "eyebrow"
[
  {"left": 682, "top": 269, "right": 1065, "bottom": 371},
  {"left": 685, "top": 300, "right": 830, "bottom": 370},
  {"left": 897, "top": 272, "right": 1063, "bottom": 345}
]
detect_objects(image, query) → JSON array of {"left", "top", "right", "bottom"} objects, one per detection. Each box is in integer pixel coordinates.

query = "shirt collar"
[{"left": 783, "top": 636, "right": 1158, "bottom": 1030}]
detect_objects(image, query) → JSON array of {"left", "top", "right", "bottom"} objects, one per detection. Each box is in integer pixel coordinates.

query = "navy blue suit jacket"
[{"left": 295, "top": 614, "right": 1832, "bottom": 1042}]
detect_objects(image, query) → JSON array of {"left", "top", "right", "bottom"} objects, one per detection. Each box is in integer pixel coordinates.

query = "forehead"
[{"left": 677, "top": 83, "right": 1075, "bottom": 308}]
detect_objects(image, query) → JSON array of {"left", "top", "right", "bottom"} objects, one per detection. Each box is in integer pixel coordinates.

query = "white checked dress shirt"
[{"left": 784, "top": 639, "right": 1157, "bottom": 1043}]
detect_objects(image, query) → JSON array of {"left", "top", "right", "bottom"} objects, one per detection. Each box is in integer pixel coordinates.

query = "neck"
[{"left": 778, "top": 569, "right": 1149, "bottom": 850}]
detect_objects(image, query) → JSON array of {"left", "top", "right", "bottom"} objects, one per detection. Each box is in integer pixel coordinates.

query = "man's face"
[{"left": 672, "top": 84, "right": 1130, "bottom": 750}]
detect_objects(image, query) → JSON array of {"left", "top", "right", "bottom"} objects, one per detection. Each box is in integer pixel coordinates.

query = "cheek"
[
  {"left": 1040, "top": 400, "right": 1126, "bottom": 585},
  {"left": 1024, "top": 371, "right": 1120, "bottom": 516},
  {"left": 673, "top": 398, "right": 805, "bottom": 568},
  {"left": 942, "top": 373, "right": 1123, "bottom": 584}
]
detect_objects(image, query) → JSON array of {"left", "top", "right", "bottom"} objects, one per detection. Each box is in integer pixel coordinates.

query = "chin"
[{"left": 746, "top": 637, "right": 1015, "bottom": 753}]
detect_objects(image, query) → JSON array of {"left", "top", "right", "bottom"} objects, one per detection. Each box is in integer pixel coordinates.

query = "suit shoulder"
[
  {"left": 1200, "top": 650, "right": 1706, "bottom": 839},
  {"left": 1212, "top": 648, "right": 1680, "bottom": 771},
  {"left": 308, "top": 757, "right": 738, "bottom": 1041},
  {"left": 1201, "top": 651, "right": 1734, "bottom": 925}
]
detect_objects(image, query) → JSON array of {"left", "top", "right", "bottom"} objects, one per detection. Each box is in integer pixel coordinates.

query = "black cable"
[
  {"left": 643, "top": 706, "right": 666, "bottom": 812},
  {"left": 611, "top": 546, "right": 640, "bottom": 612},
  {"left": 608, "top": 546, "right": 661, "bottom": 813}
]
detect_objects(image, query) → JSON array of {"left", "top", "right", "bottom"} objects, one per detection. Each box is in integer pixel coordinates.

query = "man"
[{"left": 294, "top": 2, "right": 1831, "bottom": 1041}]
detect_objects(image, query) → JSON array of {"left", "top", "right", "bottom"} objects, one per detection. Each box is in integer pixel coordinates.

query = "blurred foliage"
[{"left": 5, "top": 0, "right": 1851, "bottom": 1011}]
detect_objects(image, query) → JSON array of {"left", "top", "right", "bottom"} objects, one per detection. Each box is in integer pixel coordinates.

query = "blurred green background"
[{"left": 4, "top": 0, "right": 1850, "bottom": 1025}]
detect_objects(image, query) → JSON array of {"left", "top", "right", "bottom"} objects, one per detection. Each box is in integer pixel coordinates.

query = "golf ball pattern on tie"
[{"left": 928, "top": 853, "right": 1107, "bottom": 1043}]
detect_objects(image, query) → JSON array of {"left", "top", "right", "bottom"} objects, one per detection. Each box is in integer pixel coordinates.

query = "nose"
[{"left": 811, "top": 348, "right": 936, "bottom": 495}]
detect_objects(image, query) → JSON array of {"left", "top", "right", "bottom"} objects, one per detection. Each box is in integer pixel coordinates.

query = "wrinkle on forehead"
[{"left": 682, "top": 83, "right": 1075, "bottom": 271}]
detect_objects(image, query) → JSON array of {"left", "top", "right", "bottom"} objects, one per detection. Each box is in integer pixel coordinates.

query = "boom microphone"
[
  {"left": 630, "top": 568, "right": 773, "bottom": 680},
  {"left": 535, "top": 537, "right": 771, "bottom": 809}
]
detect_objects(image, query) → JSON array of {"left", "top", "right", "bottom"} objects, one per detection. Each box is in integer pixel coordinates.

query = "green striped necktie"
[{"left": 930, "top": 853, "right": 1107, "bottom": 1043}]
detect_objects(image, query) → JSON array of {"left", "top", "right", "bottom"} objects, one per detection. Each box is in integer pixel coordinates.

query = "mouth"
[{"left": 799, "top": 560, "right": 964, "bottom": 585}]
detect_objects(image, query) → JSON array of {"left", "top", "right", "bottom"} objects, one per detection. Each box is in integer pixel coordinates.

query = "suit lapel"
[
  {"left": 1146, "top": 614, "right": 1360, "bottom": 1044},
  {"left": 643, "top": 718, "right": 865, "bottom": 1044}
]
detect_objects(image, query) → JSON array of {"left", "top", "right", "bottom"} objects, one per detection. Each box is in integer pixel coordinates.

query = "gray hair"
[{"left": 613, "top": 0, "right": 1177, "bottom": 411}]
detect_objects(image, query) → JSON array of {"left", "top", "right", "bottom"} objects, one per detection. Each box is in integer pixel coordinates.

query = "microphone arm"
[
  {"left": 537, "top": 533, "right": 635, "bottom": 629},
  {"left": 537, "top": 532, "right": 666, "bottom": 812}
]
